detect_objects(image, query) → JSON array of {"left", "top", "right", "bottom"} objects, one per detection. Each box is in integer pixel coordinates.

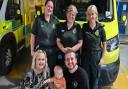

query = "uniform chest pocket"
[
  {"left": 40, "top": 21, "right": 46, "bottom": 29},
  {"left": 85, "top": 32, "right": 101, "bottom": 44},
  {"left": 39, "top": 22, "right": 53, "bottom": 35}
]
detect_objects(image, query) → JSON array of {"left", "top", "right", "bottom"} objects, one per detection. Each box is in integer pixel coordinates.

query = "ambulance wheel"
[{"left": 0, "top": 42, "right": 14, "bottom": 74}]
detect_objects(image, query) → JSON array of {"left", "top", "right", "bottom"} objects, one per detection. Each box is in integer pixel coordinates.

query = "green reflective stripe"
[
  {"left": 12, "top": 20, "right": 22, "bottom": 30},
  {"left": 23, "top": 24, "right": 30, "bottom": 36},
  {"left": 12, "top": 24, "right": 24, "bottom": 31}
]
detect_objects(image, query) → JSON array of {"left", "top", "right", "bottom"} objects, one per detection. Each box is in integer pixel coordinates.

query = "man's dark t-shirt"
[{"left": 64, "top": 67, "right": 89, "bottom": 89}]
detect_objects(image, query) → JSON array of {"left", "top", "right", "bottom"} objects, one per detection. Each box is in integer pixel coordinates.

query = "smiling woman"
[
  {"left": 22, "top": 50, "right": 50, "bottom": 89},
  {"left": 30, "top": 0, "right": 59, "bottom": 76},
  {"left": 56, "top": 4, "right": 83, "bottom": 67}
]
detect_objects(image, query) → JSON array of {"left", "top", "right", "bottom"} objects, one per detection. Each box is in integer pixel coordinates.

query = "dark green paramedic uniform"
[
  {"left": 31, "top": 14, "right": 59, "bottom": 76},
  {"left": 56, "top": 21, "right": 82, "bottom": 66},
  {"left": 81, "top": 22, "right": 106, "bottom": 89}
]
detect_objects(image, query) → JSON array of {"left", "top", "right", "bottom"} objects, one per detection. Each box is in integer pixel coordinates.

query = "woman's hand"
[
  {"left": 25, "top": 87, "right": 30, "bottom": 89},
  {"left": 62, "top": 47, "right": 74, "bottom": 53},
  {"left": 31, "top": 50, "right": 35, "bottom": 57},
  {"left": 42, "top": 80, "right": 47, "bottom": 85},
  {"left": 98, "top": 58, "right": 104, "bottom": 65},
  {"left": 61, "top": 47, "right": 68, "bottom": 53}
]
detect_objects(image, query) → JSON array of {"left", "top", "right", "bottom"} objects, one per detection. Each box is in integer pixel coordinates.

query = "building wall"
[{"left": 117, "top": 0, "right": 128, "bottom": 34}]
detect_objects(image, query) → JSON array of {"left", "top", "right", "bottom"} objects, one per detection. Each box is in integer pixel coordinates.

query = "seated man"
[{"left": 64, "top": 50, "right": 89, "bottom": 89}]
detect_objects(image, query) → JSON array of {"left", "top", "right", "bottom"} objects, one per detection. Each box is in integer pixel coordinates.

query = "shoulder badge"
[
  {"left": 61, "top": 29, "right": 65, "bottom": 33},
  {"left": 95, "top": 30, "right": 99, "bottom": 36},
  {"left": 73, "top": 28, "right": 77, "bottom": 34},
  {"left": 52, "top": 24, "right": 55, "bottom": 29},
  {"left": 72, "top": 81, "right": 78, "bottom": 88}
]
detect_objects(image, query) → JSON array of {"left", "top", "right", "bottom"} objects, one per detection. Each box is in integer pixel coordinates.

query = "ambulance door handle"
[{"left": 3, "top": 26, "right": 6, "bottom": 29}]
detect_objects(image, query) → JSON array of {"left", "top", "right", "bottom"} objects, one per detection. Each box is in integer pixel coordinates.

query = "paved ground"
[
  {"left": 119, "top": 34, "right": 128, "bottom": 44},
  {"left": 0, "top": 43, "right": 128, "bottom": 89},
  {"left": 110, "top": 44, "right": 128, "bottom": 89},
  {"left": 0, "top": 48, "right": 31, "bottom": 89}
]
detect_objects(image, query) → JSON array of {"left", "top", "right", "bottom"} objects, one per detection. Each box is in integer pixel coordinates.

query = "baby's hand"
[
  {"left": 42, "top": 79, "right": 50, "bottom": 85},
  {"left": 42, "top": 80, "right": 46, "bottom": 85}
]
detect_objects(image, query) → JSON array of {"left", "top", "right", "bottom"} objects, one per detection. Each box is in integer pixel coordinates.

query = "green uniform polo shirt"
[
  {"left": 82, "top": 22, "right": 106, "bottom": 52},
  {"left": 56, "top": 21, "right": 82, "bottom": 48},
  {"left": 31, "top": 14, "right": 58, "bottom": 48}
]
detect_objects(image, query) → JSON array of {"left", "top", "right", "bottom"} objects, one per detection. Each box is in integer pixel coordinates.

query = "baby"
[{"left": 43, "top": 65, "right": 66, "bottom": 89}]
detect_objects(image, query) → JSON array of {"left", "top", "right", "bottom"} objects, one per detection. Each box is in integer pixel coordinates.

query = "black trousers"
[{"left": 81, "top": 50, "right": 102, "bottom": 89}]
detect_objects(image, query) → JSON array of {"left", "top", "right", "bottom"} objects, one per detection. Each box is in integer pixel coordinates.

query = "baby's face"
[{"left": 55, "top": 70, "right": 63, "bottom": 79}]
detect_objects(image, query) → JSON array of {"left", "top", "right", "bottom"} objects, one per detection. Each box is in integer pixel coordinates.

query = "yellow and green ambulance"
[{"left": 0, "top": 0, "right": 36, "bottom": 74}]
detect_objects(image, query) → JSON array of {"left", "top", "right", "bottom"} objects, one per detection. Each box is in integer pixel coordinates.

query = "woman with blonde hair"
[
  {"left": 23, "top": 50, "right": 50, "bottom": 89},
  {"left": 81, "top": 5, "right": 107, "bottom": 89},
  {"left": 56, "top": 4, "right": 83, "bottom": 67}
]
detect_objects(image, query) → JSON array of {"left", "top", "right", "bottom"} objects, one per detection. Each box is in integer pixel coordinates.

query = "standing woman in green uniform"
[
  {"left": 81, "top": 5, "right": 107, "bottom": 89},
  {"left": 56, "top": 5, "right": 83, "bottom": 67},
  {"left": 30, "top": 0, "right": 59, "bottom": 76}
]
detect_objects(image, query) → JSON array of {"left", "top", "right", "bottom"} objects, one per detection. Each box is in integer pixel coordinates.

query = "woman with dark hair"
[{"left": 30, "top": 0, "right": 59, "bottom": 76}]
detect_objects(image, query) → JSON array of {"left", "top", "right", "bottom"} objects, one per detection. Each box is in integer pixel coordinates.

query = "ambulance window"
[
  {"left": 54, "top": 0, "right": 113, "bottom": 22},
  {"left": 91, "top": 0, "right": 113, "bottom": 21},
  {"left": 5, "top": 0, "right": 21, "bottom": 20},
  {"left": 0, "top": 0, "right": 3, "bottom": 9},
  {"left": 54, "top": 0, "right": 91, "bottom": 20}
]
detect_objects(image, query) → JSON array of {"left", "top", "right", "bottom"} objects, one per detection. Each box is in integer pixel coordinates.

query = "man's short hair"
[{"left": 64, "top": 50, "right": 77, "bottom": 59}]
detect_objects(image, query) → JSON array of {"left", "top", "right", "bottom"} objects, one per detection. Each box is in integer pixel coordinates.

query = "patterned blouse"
[{"left": 23, "top": 68, "right": 50, "bottom": 89}]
